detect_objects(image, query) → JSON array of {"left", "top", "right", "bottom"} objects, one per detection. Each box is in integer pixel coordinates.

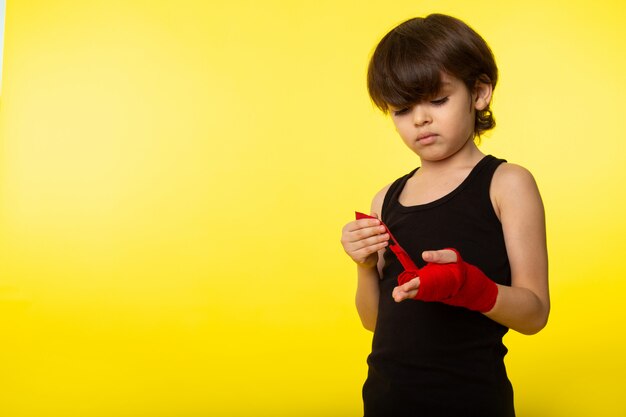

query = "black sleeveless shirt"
[{"left": 363, "top": 155, "right": 515, "bottom": 417}]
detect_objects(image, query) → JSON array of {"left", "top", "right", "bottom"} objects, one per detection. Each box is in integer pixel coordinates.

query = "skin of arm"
[
  {"left": 341, "top": 185, "right": 390, "bottom": 331},
  {"left": 485, "top": 163, "right": 550, "bottom": 335},
  {"left": 391, "top": 164, "right": 550, "bottom": 335}
]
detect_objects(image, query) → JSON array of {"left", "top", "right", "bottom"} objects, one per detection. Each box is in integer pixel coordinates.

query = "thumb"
[{"left": 422, "top": 249, "right": 458, "bottom": 264}]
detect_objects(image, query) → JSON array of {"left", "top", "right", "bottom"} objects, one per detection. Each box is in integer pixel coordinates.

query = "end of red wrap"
[{"left": 355, "top": 211, "right": 373, "bottom": 220}]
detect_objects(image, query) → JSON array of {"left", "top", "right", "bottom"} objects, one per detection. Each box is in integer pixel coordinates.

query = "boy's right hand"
[{"left": 341, "top": 215, "right": 389, "bottom": 269}]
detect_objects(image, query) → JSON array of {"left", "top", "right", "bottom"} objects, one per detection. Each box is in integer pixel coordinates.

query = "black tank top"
[{"left": 363, "top": 155, "right": 515, "bottom": 417}]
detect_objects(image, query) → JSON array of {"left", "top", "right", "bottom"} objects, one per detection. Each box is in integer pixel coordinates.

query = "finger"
[
  {"left": 392, "top": 286, "right": 418, "bottom": 302},
  {"left": 343, "top": 235, "right": 389, "bottom": 257},
  {"left": 353, "top": 232, "right": 389, "bottom": 249},
  {"left": 392, "top": 277, "right": 420, "bottom": 300},
  {"left": 341, "top": 232, "right": 389, "bottom": 257},
  {"left": 341, "top": 225, "right": 385, "bottom": 249},
  {"left": 392, "top": 286, "right": 405, "bottom": 301},
  {"left": 343, "top": 225, "right": 386, "bottom": 244},
  {"left": 351, "top": 240, "right": 389, "bottom": 258},
  {"left": 344, "top": 227, "right": 389, "bottom": 247},
  {"left": 422, "top": 249, "right": 458, "bottom": 264},
  {"left": 400, "top": 276, "right": 420, "bottom": 291},
  {"left": 344, "top": 218, "right": 382, "bottom": 233}
]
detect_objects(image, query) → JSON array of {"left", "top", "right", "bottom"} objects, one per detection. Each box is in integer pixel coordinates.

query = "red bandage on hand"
[
  {"left": 354, "top": 212, "right": 497, "bottom": 312},
  {"left": 411, "top": 248, "right": 498, "bottom": 313}
]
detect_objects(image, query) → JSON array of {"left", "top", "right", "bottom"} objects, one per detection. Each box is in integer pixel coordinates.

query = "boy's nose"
[{"left": 412, "top": 105, "right": 431, "bottom": 126}]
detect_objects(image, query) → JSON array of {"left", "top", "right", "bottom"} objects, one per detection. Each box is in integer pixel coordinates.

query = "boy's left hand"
[{"left": 392, "top": 249, "right": 458, "bottom": 302}]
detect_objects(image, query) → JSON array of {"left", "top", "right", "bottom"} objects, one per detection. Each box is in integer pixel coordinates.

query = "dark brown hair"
[{"left": 367, "top": 14, "right": 498, "bottom": 137}]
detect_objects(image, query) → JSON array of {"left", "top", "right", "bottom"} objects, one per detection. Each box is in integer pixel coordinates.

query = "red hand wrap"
[
  {"left": 354, "top": 212, "right": 498, "bottom": 312},
  {"left": 414, "top": 248, "right": 498, "bottom": 313}
]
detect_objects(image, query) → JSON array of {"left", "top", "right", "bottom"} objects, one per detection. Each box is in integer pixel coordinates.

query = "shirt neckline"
[{"left": 393, "top": 155, "right": 494, "bottom": 212}]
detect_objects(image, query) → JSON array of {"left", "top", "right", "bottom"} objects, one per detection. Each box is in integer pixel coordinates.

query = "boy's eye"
[
  {"left": 392, "top": 108, "right": 410, "bottom": 116},
  {"left": 430, "top": 97, "right": 449, "bottom": 106}
]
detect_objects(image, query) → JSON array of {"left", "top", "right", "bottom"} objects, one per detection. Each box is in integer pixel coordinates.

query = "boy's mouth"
[{"left": 417, "top": 133, "right": 437, "bottom": 144}]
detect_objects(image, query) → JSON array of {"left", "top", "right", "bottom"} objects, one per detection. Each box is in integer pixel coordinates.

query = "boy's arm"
[
  {"left": 484, "top": 163, "right": 550, "bottom": 335},
  {"left": 355, "top": 264, "right": 380, "bottom": 332},
  {"left": 344, "top": 185, "right": 390, "bottom": 331}
]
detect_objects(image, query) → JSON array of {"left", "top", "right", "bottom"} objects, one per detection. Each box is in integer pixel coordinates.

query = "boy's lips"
[{"left": 417, "top": 132, "right": 437, "bottom": 143}]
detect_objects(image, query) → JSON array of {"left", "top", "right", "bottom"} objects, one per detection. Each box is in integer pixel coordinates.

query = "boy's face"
[{"left": 388, "top": 73, "right": 491, "bottom": 163}]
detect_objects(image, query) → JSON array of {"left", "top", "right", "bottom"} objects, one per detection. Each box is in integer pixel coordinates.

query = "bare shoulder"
[
  {"left": 370, "top": 182, "right": 393, "bottom": 217},
  {"left": 491, "top": 162, "right": 544, "bottom": 220},
  {"left": 493, "top": 162, "right": 541, "bottom": 197},
  {"left": 493, "top": 162, "right": 537, "bottom": 186}
]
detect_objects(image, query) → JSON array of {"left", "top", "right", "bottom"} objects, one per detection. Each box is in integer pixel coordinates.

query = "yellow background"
[{"left": 1, "top": 0, "right": 625, "bottom": 416}]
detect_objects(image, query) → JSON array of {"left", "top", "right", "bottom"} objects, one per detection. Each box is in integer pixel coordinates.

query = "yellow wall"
[{"left": 1, "top": 1, "right": 625, "bottom": 416}]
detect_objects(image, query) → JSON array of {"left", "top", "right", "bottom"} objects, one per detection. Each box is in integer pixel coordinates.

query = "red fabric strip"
[{"left": 355, "top": 211, "right": 419, "bottom": 272}]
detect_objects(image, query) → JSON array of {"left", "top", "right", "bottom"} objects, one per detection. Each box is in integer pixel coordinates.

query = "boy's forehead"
[
  {"left": 439, "top": 72, "right": 461, "bottom": 86},
  {"left": 437, "top": 75, "right": 467, "bottom": 93}
]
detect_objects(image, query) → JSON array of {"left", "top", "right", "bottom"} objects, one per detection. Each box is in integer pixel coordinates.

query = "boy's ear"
[{"left": 473, "top": 78, "right": 493, "bottom": 111}]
